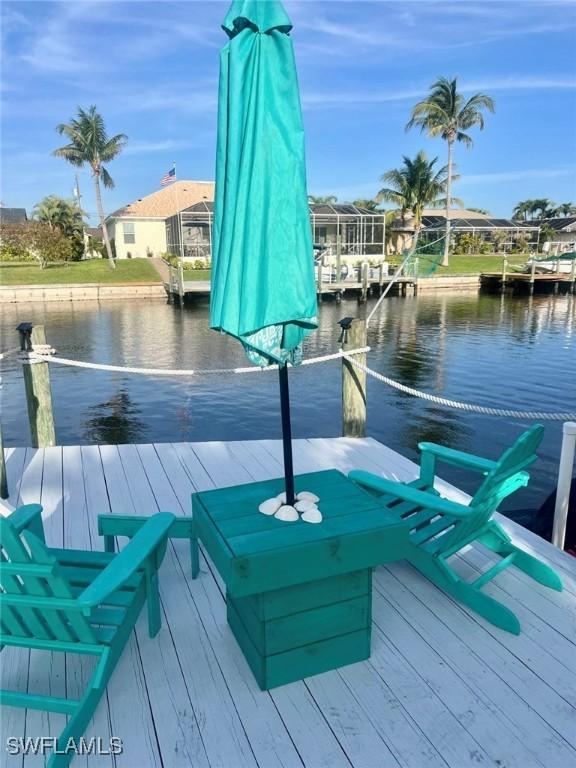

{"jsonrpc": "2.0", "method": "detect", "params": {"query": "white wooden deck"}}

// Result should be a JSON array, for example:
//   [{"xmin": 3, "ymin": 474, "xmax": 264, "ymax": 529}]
[{"xmin": 1, "ymin": 437, "xmax": 575, "ymax": 768}]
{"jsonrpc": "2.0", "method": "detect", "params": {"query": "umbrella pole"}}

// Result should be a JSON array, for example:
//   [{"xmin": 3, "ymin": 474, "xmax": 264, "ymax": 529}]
[{"xmin": 278, "ymin": 364, "xmax": 296, "ymax": 506}]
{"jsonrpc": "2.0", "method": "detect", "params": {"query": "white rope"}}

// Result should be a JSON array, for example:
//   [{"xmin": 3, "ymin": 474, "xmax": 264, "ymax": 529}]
[
  {"xmin": 343, "ymin": 354, "xmax": 576, "ymax": 421},
  {"xmin": 23, "ymin": 347, "xmax": 371, "ymax": 376},
  {"xmin": 0, "ymin": 347, "xmax": 21, "ymax": 361}
]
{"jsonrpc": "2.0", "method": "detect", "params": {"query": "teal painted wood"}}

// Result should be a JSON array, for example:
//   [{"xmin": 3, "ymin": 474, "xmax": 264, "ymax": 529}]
[
  {"xmin": 227, "ymin": 598, "xmax": 371, "ymax": 690},
  {"xmin": 241, "ymin": 569, "xmax": 371, "ymax": 621},
  {"xmin": 193, "ymin": 469, "xmax": 409, "ymax": 599},
  {"xmin": 97, "ymin": 514, "xmax": 200, "ymax": 578},
  {"xmin": 191, "ymin": 470, "xmax": 407, "ymax": 688},
  {"xmin": 0, "ymin": 505, "xmax": 174, "ymax": 768},
  {"xmin": 230, "ymin": 593, "xmax": 370, "ymax": 655},
  {"xmin": 349, "ymin": 424, "xmax": 563, "ymax": 635}
]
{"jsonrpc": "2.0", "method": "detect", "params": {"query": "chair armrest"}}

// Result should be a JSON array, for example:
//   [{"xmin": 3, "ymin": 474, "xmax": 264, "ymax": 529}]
[
  {"xmin": 8, "ymin": 504, "xmax": 45, "ymax": 542},
  {"xmin": 418, "ymin": 443, "xmax": 497, "ymax": 474},
  {"xmin": 349, "ymin": 471, "xmax": 476, "ymax": 519},
  {"xmin": 78, "ymin": 512, "xmax": 175, "ymax": 608}
]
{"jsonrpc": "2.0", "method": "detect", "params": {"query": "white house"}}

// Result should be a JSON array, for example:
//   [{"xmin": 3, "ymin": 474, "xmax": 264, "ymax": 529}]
[{"xmin": 105, "ymin": 181, "xmax": 215, "ymax": 259}]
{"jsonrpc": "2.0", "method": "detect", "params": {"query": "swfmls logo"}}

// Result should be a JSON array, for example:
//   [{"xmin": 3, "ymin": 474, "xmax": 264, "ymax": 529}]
[{"xmin": 6, "ymin": 736, "xmax": 123, "ymax": 756}]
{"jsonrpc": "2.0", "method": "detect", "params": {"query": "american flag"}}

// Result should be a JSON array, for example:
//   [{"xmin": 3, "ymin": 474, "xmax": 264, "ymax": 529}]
[{"xmin": 160, "ymin": 166, "xmax": 176, "ymax": 186}]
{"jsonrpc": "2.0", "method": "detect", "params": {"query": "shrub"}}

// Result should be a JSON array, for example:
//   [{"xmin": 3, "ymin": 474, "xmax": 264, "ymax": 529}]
[{"xmin": 0, "ymin": 222, "xmax": 75, "ymax": 268}]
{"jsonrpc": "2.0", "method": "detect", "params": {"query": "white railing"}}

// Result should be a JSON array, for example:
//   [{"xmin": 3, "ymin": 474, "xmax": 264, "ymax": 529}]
[{"xmin": 552, "ymin": 422, "xmax": 576, "ymax": 549}]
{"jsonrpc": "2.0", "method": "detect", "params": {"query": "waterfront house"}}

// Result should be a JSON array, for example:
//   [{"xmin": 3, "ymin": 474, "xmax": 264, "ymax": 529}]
[
  {"xmin": 166, "ymin": 201, "xmax": 386, "ymax": 261},
  {"xmin": 535, "ymin": 216, "xmax": 576, "ymax": 254},
  {"xmin": 388, "ymin": 208, "xmax": 540, "ymax": 254},
  {"xmin": 105, "ymin": 180, "xmax": 215, "ymax": 259}
]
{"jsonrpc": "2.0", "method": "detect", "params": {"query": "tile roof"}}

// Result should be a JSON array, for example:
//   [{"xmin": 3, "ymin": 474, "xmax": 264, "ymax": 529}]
[
  {"xmin": 0, "ymin": 207, "xmax": 28, "ymax": 224},
  {"xmin": 108, "ymin": 181, "xmax": 215, "ymax": 220}
]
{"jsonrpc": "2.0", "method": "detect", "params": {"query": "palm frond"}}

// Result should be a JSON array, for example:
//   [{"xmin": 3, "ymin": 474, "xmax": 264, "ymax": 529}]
[{"xmin": 100, "ymin": 166, "xmax": 115, "ymax": 189}]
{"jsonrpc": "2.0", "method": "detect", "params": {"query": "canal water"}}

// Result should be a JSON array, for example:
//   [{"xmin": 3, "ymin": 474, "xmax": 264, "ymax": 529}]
[{"xmin": 1, "ymin": 292, "xmax": 574, "ymax": 519}]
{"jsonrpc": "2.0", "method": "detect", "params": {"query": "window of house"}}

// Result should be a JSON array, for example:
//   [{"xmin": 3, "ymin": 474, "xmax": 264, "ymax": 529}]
[{"xmin": 123, "ymin": 223, "xmax": 135, "ymax": 244}]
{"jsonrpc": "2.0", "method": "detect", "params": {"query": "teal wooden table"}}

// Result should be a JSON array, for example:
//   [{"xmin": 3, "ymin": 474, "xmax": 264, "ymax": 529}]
[{"xmin": 192, "ymin": 469, "xmax": 409, "ymax": 690}]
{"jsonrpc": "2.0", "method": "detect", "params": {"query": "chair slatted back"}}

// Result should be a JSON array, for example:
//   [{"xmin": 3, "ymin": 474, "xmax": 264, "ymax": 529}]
[
  {"xmin": 437, "ymin": 424, "xmax": 544, "ymax": 553},
  {"xmin": 0, "ymin": 517, "xmax": 96, "ymax": 645}
]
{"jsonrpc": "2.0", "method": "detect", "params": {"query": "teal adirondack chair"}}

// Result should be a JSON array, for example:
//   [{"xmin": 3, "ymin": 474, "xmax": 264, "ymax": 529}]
[
  {"xmin": 349, "ymin": 424, "xmax": 562, "ymax": 634},
  {"xmin": 0, "ymin": 504, "xmax": 174, "ymax": 768}
]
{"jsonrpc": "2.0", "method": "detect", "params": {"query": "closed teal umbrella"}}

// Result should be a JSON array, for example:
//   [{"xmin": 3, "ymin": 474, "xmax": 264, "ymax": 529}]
[{"xmin": 210, "ymin": 0, "xmax": 318, "ymax": 505}]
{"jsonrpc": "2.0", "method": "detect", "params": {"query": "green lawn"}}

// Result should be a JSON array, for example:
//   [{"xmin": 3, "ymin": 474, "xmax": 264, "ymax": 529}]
[
  {"xmin": 184, "ymin": 269, "xmax": 211, "ymax": 281},
  {"xmin": 388, "ymin": 253, "xmax": 528, "ymax": 275},
  {"xmin": 0, "ymin": 259, "xmax": 162, "ymax": 286}
]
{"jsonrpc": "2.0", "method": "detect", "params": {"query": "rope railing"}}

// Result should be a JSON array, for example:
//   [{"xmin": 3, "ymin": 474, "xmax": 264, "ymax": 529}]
[
  {"xmin": 343, "ymin": 353, "xmax": 576, "ymax": 421},
  {"xmin": 18, "ymin": 346, "xmax": 372, "ymax": 375},
  {"xmin": 4, "ymin": 337, "xmax": 573, "ymax": 421},
  {"xmin": 0, "ymin": 347, "xmax": 21, "ymax": 362}
]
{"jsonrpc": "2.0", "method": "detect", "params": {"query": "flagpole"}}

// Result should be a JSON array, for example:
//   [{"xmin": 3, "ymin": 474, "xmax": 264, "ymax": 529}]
[{"xmin": 171, "ymin": 161, "xmax": 184, "ymax": 262}]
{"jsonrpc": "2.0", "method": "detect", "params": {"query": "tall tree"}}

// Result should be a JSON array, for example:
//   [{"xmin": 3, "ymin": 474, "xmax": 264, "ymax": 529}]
[
  {"xmin": 53, "ymin": 106, "xmax": 127, "ymax": 269},
  {"xmin": 406, "ymin": 77, "xmax": 495, "ymax": 266},
  {"xmin": 531, "ymin": 198, "xmax": 553, "ymax": 219},
  {"xmin": 558, "ymin": 202, "xmax": 576, "ymax": 216},
  {"xmin": 377, "ymin": 150, "xmax": 452, "ymax": 252},
  {"xmin": 33, "ymin": 195, "xmax": 85, "ymax": 259},
  {"xmin": 352, "ymin": 198, "xmax": 380, "ymax": 211},
  {"xmin": 512, "ymin": 200, "xmax": 531, "ymax": 221},
  {"xmin": 308, "ymin": 195, "xmax": 338, "ymax": 205}
]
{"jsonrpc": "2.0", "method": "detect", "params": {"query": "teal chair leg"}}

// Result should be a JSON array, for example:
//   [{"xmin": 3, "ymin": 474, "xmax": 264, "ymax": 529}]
[
  {"xmin": 408, "ymin": 548, "xmax": 522, "ymax": 635},
  {"xmin": 479, "ymin": 523, "xmax": 563, "ymax": 591}
]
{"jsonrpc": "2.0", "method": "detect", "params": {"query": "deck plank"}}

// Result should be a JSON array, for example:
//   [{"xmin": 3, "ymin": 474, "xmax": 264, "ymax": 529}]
[
  {"xmin": 61, "ymin": 446, "xmax": 114, "ymax": 768},
  {"xmin": 3, "ymin": 438, "xmax": 575, "ymax": 768}
]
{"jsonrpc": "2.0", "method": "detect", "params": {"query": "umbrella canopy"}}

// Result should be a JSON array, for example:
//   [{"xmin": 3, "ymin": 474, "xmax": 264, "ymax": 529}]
[{"xmin": 210, "ymin": 0, "xmax": 318, "ymax": 367}]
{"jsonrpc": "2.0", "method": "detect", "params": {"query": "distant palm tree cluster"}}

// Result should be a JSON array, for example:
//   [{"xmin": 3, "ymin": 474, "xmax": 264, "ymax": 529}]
[
  {"xmin": 512, "ymin": 199, "xmax": 576, "ymax": 221},
  {"xmin": 309, "ymin": 77, "xmax": 495, "ymax": 266}
]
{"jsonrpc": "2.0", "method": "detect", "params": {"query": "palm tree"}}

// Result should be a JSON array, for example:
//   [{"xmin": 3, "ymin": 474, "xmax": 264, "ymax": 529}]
[
  {"xmin": 512, "ymin": 200, "xmax": 531, "ymax": 222},
  {"xmin": 308, "ymin": 195, "xmax": 338, "ymax": 205},
  {"xmin": 468, "ymin": 207, "xmax": 490, "ymax": 215},
  {"xmin": 558, "ymin": 202, "xmax": 575, "ymax": 217},
  {"xmin": 33, "ymin": 195, "xmax": 83, "ymax": 237},
  {"xmin": 377, "ymin": 150, "xmax": 451, "ymax": 252},
  {"xmin": 531, "ymin": 198, "xmax": 552, "ymax": 220},
  {"xmin": 406, "ymin": 77, "xmax": 495, "ymax": 266},
  {"xmin": 53, "ymin": 106, "xmax": 127, "ymax": 268},
  {"xmin": 352, "ymin": 198, "xmax": 380, "ymax": 211}
]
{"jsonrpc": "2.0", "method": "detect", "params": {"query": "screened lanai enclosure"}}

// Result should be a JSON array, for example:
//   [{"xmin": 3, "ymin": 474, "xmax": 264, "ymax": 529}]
[
  {"xmin": 165, "ymin": 202, "xmax": 386, "ymax": 262},
  {"xmin": 392, "ymin": 215, "xmax": 541, "ymax": 256}
]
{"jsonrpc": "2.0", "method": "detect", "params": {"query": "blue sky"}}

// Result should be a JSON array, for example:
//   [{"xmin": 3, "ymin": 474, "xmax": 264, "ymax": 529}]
[{"xmin": 1, "ymin": 0, "xmax": 576, "ymax": 222}]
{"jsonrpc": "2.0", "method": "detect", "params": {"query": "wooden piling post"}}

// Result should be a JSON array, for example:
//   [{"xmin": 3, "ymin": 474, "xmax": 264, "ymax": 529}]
[
  {"xmin": 316, "ymin": 258, "xmax": 323, "ymax": 297},
  {"xmin": 342, "ymin": 319, "xmax": 367, "ymax": 438},
  {"xmin": 529, "ymin": 258, "xmax": 536, "ymax": 295},
  {"xmin": 18, "ymin": 324, "xmax": 56, "ymax": 448},
  {"xmin": 570, "ymin": 257, "xmax": 576, "ymax": 295},
  {"xmin": 178, "ymin": 261, "xmax": 185, "ymax": 305},
  {"xmin": 0, "ymin": 422, "xmax": 8, "ymax": 499},
  {"xmin": 358, "ymin": 262, "xmax": 368, "ymax": 303}
]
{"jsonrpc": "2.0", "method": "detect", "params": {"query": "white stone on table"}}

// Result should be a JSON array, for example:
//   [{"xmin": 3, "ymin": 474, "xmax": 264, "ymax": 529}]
[
  {"xmin": 294, "ymin": 499, "xmax": 315, "ymax": 513},
  {"xmin": 259, "ymin": 497, "xmax": 282, "ymax": 516},
  {"xmin": 275, "ymin": 504, "xmax": 300, "ymax": 522},
  {"xmin": 297, "ymin": 491, "xmax": 320, "ymax": 503},
  {"xmin": 276, "ymin": 492, "xmax": 287, "ymax": 503},
  {"xmin": 301, "ymin": 508, "xmax": 323, "ymax": 524}
]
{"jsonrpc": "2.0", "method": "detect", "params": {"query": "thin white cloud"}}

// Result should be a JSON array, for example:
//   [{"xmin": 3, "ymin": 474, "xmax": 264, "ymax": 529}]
[
  {"xmin": 303, "ymin": 76, "xmax": 576, "ymax": 109},
  {"xmin": 459, "ymin": 168, "xmax": 576, "ymax": 185}
]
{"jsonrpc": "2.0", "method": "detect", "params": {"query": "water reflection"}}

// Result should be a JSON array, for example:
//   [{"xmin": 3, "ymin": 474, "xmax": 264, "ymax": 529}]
[{"xmin": 84, "ymin": 389, "xmax": 146, "ymax": 444}]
